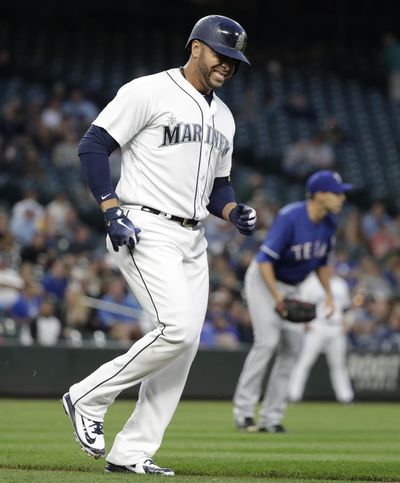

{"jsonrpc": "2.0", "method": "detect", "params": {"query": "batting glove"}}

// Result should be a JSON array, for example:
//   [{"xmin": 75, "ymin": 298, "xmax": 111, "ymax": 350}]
[
  {"xmin": 229, "ymin": 203, "xmax": 257, "ymax": 236},
  {"xmin": 104, "ymin": 207, "xmax": 141, "ymax": 252}
]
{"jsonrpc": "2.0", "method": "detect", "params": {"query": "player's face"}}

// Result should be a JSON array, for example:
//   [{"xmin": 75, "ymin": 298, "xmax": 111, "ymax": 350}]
[
  {"xmin": 196, "ymin": 43, "xmax": 236, "ymax": 92},
  {"xmin": 322, "ymin": 192, "xmax": 346, "ymax": 214}
]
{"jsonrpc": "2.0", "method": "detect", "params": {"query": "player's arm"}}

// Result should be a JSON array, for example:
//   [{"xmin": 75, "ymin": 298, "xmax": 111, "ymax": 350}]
[
  {"xmin": 258, "ymin": 261, "xmax": 284, "ymax": 303},
  {"xmin": 255, "ymin": 212, "xmax": 292, "ymax": 303},
  {"xmin": 78, "ymin": 125, "xmax": 119, "ymax": 210},
  {"xmin": 207, "ymin": 177, "xmax": 256, "ymax": 235},
  {"xmin": 78, "ymin": 125, "xmax": 140, "ymax": 252}
]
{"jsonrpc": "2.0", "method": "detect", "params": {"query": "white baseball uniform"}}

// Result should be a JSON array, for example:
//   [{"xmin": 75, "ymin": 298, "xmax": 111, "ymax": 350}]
[
  {"xmin": 69, "ymin": 68, "xmax": 236, "ymax": 465},
  {"xmin": 288, "ymin": 273, "xmax": 354, "ymax": 403}
]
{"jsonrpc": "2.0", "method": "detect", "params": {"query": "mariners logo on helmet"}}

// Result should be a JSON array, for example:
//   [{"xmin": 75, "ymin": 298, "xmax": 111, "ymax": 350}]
[
  {"xmin": 235, "ymin": 32, "xmax": 247, "ymax": 52},
  {"xmin": 186, "ymin": 15, "xmax": 250, "ymax": 67}
]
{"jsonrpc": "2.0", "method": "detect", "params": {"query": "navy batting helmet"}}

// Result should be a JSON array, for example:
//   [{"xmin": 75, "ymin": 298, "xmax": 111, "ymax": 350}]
[{"xmin": 186, "ymin": 15, "xmax": 250, "ymax": 66}]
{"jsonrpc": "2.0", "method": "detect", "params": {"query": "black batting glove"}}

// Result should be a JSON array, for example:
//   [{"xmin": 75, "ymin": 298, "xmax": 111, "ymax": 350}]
[
  {"xmin": 104, "ymin": 207, "xmax": 141, "ymax": 252},
  {"xmin": 229, "ymin": 203, "xmax": 257, "ymax": 236}
]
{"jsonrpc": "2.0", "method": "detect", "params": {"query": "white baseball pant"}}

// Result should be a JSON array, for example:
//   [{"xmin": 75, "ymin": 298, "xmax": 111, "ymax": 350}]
[
  {"xmin": 69, "ymin": 208, "xmax": 209, "ymax": 465},
  {"xmin": 288, "ymin": 323, "xmax": 354, "ymax": 403}
]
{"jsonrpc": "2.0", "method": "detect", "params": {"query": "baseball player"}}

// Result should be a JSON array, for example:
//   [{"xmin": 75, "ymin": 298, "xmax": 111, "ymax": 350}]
[
  {"xmin": 233, "ymin": 170, "xmax": 352, "ymax": 432},
  {"xmin": 288, "ymin": 271, "xmax": 354, "ymax": 403},
  {"xmin": 61, "ymin": 15, "xmax": 256, "ymax": 476}
]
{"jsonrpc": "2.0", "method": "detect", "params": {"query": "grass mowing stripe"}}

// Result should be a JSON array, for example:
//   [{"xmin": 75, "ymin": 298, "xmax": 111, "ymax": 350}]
[{"xmin": 0, "ymin": 400, "xmax": 399, "ymax": 481}]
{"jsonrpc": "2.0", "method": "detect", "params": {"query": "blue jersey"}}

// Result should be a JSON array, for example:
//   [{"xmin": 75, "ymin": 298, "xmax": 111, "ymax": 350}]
[{"xmin": 255, "ymin": 201, "xmax": 336, "ymax": 285}]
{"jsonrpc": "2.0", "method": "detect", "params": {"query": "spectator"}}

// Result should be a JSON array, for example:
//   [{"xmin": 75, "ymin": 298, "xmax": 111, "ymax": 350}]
[
  {"xmin": 0, "ymin": 257, "xmax": 23, "ymax": 316},
  {"xmin": 10, "ymin": 190, "xmax": 45, "ymax": 246},
  {"xmin": 282, "ymin": 135, "xmax": 335, "ymax": 181},
  {"xmin": 97, "ymin": 277, "xmax": 142, "ymax": 342},
  {"xmin": 370, "ymin": 222, "xmax": 399, "ymax": 260},
  {"xmin": 68, "ymin": 224, "xmax": 97, "ymax": 255},
  {"xmin": 52, "ymin": 129, "xmax": 80, "ymax": 168},
  {"xmin": 0, "ymin": 207, "xmax": 19, "ymax": 266},
  {"xmin": 361, "ymin": 201, "xmax": 393, "ymax": 240},
  {"xmin": 62, "ymin": 87, "xmax": 99, "ymax": 128},
  {"xmin": 45, "ymin": 192, "xmax": 73, "ymax": 237},
  {"xmin": 33, "ymin": 296, "xmax": 63, "ymax": 346},
  {"xmin": 20, "ymin": 232, "xmax": 51, "ymax": 265},
  {"xmin": 337, "ymin": 207, "xmax": 369, "ymax": 262},
  {"xmin": 41, "ymin": 259, "xmax": 69, "ymax": 301},
  {"xmin": 347, "ymin": 292, "xmax": 391, "ymax": 350},
  {"xmin": 10, "ymin": 280, "xmax": 42, "ymax": 345},
  {"xmin": 201, "ymin": 310, "xmax": 241, "ymax": 349},
  {"xmin": 41, "ymin": 97, "xmax": 63, "ymax": 132},
  {"xmin": 385, "ymin": 256, "xmax": 400, "ymax": 292}
]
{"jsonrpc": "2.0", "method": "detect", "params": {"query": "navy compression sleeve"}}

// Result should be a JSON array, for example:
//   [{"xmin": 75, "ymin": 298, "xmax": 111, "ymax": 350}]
[
  {"xmin": 207, "ymin": 177, "xmax": 236, "ymax": 219},
  {"xmin": 78, "ymin": 125, "xmax": 120, "ymax": 205}
]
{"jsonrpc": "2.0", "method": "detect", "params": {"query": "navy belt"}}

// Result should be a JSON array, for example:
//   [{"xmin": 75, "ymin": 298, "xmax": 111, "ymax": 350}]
[{"xmin": 140, "ymin": 206, "xmax": 199, "ymax": 228}]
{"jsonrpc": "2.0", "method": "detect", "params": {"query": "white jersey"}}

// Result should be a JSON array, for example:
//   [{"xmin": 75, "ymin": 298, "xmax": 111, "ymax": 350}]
[
  {"xmin": 300, "ymin": 273, "xmax": 351, "ymax": 326},
  {"xmin": 93, "ymin": 68, "xmax": 235, "ymax": 221}
]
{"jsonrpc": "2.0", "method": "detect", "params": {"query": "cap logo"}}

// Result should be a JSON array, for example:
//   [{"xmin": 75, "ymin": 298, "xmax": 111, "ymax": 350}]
[
  {"xmin": 332, "ymin": 172, "xmax": 343, "ymax": 183},
  {"xmin": 235, "ymin": 32, "xmax": 246, "ymax": 51}
]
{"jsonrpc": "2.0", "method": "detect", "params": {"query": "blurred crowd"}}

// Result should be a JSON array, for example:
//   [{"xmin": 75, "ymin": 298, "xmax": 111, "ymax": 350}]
[{"xmin": 0, "ymin": 78, "xmax": 400, "ymax": 352}]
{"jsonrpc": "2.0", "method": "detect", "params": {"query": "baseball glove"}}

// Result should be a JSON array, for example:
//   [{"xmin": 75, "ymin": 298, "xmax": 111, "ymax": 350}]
[{"xmin": 275, "ymin": 298, "xmax": 316, "ymax": 323}]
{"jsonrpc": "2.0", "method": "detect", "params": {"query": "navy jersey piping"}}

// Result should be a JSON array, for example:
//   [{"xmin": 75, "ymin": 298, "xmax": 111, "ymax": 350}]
[
  {"xmin": 166, "ymin": 71, "xmax": 204, "ymax": 220},
  {"xmin": 72, "ymin": 241, "xmax": 165, "ymax": 407},
  {"xmin": 200, "ymin": 115, "xmax": 215, "ymax": 208}
]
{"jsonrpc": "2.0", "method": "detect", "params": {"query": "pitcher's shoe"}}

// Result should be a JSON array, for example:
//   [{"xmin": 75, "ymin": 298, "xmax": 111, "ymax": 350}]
[
  {"xmin": 62, "ymin": 392, "xmax": 106, "ymax": 459},
  {"xmin": 105, "ymin": 459, "xmax": 175, "ymax": 476},
  {"xmin": 268, "ymin": 424, "xmax": 287, "ymax": 433},
  {"xmin": 235, "ymin": 416, "xmax": 258, "ymax": 432}
]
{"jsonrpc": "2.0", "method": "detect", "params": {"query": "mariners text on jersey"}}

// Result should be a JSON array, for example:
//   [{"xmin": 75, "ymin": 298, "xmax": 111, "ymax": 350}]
[{"xmin": 160, "ymin": 121, "xmax": 230, "ymax": 156}]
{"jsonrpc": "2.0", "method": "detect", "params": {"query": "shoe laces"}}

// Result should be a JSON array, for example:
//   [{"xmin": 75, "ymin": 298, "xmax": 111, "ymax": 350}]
[{"xmin": 89, "ymin": 421, "xmax": 104, "ymax": 435}]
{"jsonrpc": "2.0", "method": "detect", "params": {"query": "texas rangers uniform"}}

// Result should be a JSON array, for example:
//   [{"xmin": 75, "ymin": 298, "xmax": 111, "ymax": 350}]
[
  {"xmin": 233, "ymin": 200, "xmax": 337, "ymax": 430},
  {"xmin": 69, "ymin": 69, "xmax": 236, "ymax": 465},
  {"xmin": 288, "ymin": 273, "xmax": 354, "ymax": 403}
]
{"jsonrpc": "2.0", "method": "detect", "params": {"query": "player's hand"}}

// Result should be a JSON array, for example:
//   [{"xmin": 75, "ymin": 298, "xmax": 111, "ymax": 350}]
[
  {"xmin": 229, "ymin": 203, "xmax": 257, "ymax": 236},
  {"xmin": 324, "ymin": 294, "xmax": 335, "ymax": 318},
  {"xmin": 104, "ymin": 207, "xmax": 141, "ymax": 252}
]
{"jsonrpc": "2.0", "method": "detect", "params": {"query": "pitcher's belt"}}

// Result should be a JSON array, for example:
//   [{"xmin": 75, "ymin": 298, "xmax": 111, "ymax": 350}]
[{"xmin": 140, "ymin": 206, "xmax": 199, "ymax": 228}]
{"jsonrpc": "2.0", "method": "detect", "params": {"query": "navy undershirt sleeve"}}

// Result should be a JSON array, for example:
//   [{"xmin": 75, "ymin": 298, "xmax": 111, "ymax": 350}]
[
  {"xmin": 78, "ymin": 125, "xmax": 120, "ymax": 205},
  {"xmin": 207, "ymin": 177, "xmax": 236, "ymax": 219}
]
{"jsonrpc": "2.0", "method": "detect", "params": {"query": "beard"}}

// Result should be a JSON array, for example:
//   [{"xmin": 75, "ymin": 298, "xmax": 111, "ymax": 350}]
[
  {"xmin": 197, "ymin": 61, "xmax": 220, "ymax": 92},
  {"xmin": 197, "ymin": 52, "xmax": 232, "ymax": 92}
]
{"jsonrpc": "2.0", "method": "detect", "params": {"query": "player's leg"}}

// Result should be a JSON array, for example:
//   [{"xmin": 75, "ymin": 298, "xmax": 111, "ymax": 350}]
[
  {"xmin": 325, "ymin": 330, "xmax": 354, "ymax": 403},
  {"xmin": 68, "ymin": 215, "xmax": 207, "ymax": 421},
  {"xmin": 288, "ymin": 325, "xmax": 324, "ymax": 402},
  {"xmin": 233, "ymin": 260, "xmax": 280, "ymax": 428},
  {"xmin": 106, "ymin": 246, "xmax": 209, "ymax": 466},
  {"xmin": 259, "ymin": 321, "xmax": 304, "ymax": 430}
]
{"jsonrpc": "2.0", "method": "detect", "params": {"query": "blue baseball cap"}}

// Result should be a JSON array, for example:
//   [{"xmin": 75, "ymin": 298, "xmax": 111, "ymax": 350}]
[{"xmin": 306, "ymin": 170, "xmax": 353, "ymax": 194}]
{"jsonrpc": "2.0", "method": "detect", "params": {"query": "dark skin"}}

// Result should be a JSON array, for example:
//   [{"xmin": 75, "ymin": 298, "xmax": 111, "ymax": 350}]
[{"xmin": 182, "ymin": 40, "xmax": 237, "ymax": 94}]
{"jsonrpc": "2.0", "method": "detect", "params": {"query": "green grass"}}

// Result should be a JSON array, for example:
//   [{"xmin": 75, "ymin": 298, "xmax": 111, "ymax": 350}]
[{"xmin": 0, "ymin": 400, "xmax": 399, "ymax": 482}]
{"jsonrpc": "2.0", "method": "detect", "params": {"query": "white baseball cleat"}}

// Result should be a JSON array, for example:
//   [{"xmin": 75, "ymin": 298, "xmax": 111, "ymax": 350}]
[
  {"xmin": 105, "ymin": 458, "xmax": 175, "ymax": 476},
  {"xmin": 62, "ymin": 392, "xmax": 106, "ymax": 459}
]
